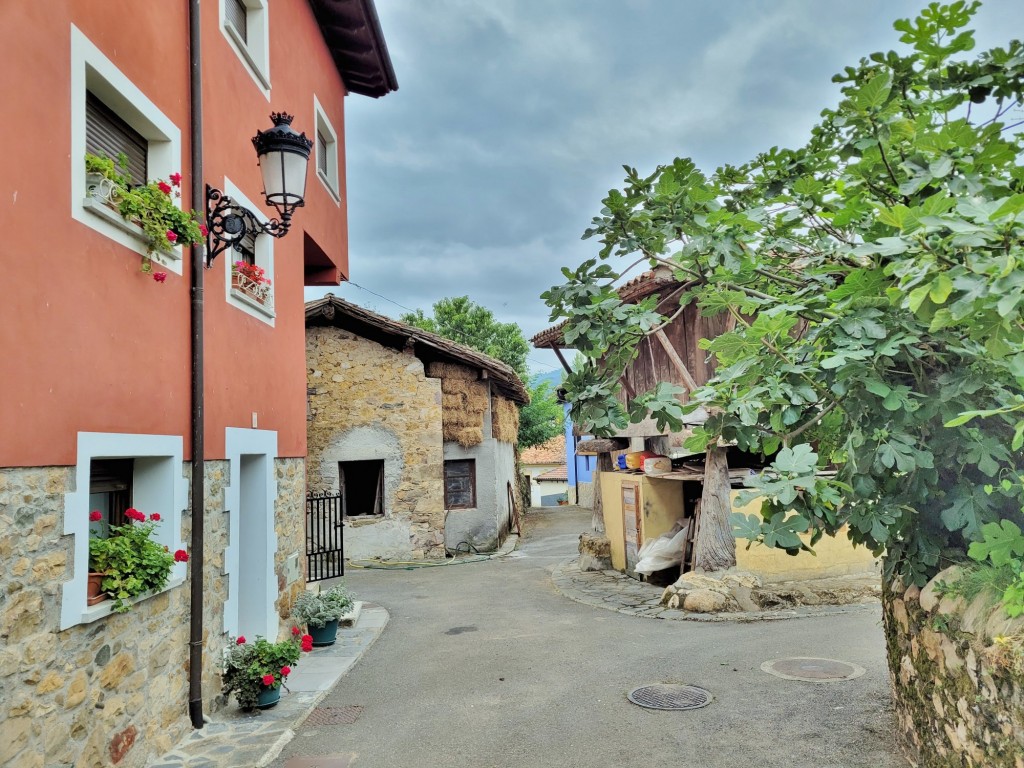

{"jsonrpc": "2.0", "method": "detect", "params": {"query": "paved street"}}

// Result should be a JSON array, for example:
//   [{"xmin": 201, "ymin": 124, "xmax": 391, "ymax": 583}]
[{"xmin": 273, "ymin": 507, "xmax": 901, "ymax": 768}]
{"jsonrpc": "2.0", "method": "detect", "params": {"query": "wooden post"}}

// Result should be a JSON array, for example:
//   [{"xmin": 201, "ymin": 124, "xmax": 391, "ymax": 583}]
[
  {"xmin": 692, "ymin": 445, "xmax": 736, "ymax": 572},
  {"xmin": 591, "ymin": 452, "xmax": 613, "ymax": 533}
]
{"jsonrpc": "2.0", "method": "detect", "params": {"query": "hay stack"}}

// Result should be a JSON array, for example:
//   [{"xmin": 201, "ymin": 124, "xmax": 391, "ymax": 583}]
[
  {"xmin": 429, "ymin": 362, "xmax": 489, "ymax": 447},
  {"xmin": 491, "ymin": 396, "xmax": 520, "ymax": 444}
]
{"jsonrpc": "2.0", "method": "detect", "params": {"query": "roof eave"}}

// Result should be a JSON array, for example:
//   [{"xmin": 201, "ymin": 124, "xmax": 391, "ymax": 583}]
[{"xmin": 309, "ymin": 0, "xmax": 399, "ymax": 98}]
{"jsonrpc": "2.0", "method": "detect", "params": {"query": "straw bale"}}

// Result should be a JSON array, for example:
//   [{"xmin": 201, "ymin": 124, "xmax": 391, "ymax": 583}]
[
  {"xmin": 492, "ymin": 396, "xmax": 520, "ymax": 444},
  {"xmin": 449, "ymin": 426, "xmax": 484, "ymax": 447},
  {"xmin": 428, "ymin": 361, "xmax": 478, "ymax": 380}
]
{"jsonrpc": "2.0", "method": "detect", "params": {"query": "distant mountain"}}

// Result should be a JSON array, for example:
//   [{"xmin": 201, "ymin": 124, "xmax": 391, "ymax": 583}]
[{"xmin": 530, "ymin": 370, "xmax": 563, "ymax": 389}]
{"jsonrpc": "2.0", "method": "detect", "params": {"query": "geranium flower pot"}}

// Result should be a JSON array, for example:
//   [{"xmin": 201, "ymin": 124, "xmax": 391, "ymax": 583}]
[
  {"xmin": 308, "ymin": 619, "xmax": 339, "ymax": 647},
  {"xmin": 256, "ymin": 684, "xmax": 281, "ymax": 709},
  {"xmin": 87, "ymin": 572, "xmax": 109, "ymax": 606}
]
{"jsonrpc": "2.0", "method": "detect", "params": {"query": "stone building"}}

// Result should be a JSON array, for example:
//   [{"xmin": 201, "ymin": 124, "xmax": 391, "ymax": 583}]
[
  {"xmin": 0, "ymin": 2, "xmax": 395, "ymax": 766},
  {"xmin": 305, "ymin": 295, "xmax": 529, "ymax": 560}
]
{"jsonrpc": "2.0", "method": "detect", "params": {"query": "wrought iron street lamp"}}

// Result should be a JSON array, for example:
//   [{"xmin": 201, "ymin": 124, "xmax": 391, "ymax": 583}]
[{"xmin": 205, "ymin": 112, "xmax": 313, "ymax": 266}]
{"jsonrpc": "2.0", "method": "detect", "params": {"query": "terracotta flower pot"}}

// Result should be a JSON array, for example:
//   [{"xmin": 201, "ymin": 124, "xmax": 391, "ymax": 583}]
[{"xmin": 87, "ymin": 572, "xmax": 109, "ymax": 606}]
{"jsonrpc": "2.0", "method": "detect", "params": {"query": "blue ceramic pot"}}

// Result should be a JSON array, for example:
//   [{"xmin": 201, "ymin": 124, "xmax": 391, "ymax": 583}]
[
  {"xmin": 256, "ymin": 684, "xmax": 281, "ymax": 709},
  {"xmin": 308, "ymin": 619, "xmax": 339, "ymax": 647}
]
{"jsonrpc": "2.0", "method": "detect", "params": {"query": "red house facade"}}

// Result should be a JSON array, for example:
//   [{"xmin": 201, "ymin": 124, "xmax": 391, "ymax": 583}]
[{"xmin": 0, "ymin": 1, "xmax": 395, "ymax": 765}]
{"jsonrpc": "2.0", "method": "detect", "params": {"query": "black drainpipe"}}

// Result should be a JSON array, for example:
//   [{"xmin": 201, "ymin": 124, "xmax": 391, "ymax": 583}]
[{"xmin": 187, "ymin": 0, "xmax": 206, "ymax": 731}]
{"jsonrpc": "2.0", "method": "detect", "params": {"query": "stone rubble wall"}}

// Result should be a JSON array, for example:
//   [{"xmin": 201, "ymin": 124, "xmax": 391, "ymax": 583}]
[
  {"xmin": 0, "ymin": 458, "xmax": 306, "ymax": 768},
  {"xmin": 884, "ymin": 567, "xmax": 1024, "ymax": 767},
  {"xmin": 306, "ymin": 327, "xmax": 446, "ymax": 558}
]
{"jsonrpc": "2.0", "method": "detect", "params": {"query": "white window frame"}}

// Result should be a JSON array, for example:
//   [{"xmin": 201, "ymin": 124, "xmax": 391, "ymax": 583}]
[
  {"xmin": 61, "ymin": 432, "xmax": 188, "ymax": 630},
  {"xmin": 313, "ymin": 95, "xmax": 341, "ymax": 205},
  {"xmin": 222, "ymin": 177, "xmax": 276, "ymax": 325},
  {"xmin": 220, "ymin": 0, "xmax": 271, "ymax": 97},
  {"xmin": 70, "ymin": 25, "xmax": 185, "ymax": 275}
]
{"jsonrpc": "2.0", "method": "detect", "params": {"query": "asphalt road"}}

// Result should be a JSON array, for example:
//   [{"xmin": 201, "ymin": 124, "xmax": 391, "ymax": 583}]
[{"xmin": 274, "ymin": 507, "xmax": 901, "ymax": 768}]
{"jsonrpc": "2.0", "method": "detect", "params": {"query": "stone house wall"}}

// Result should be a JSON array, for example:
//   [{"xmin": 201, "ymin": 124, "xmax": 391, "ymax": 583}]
[
  {"xmin": 306, "ymin": 326, "xmax": 446, "ymax": 559},
  {"xmin": 0, "ymin": 458, "xmax": 306, "ymax": 768},
  {"xmin": 884, "ymin": 567, "xmax": 1024, "ymax": 767}
]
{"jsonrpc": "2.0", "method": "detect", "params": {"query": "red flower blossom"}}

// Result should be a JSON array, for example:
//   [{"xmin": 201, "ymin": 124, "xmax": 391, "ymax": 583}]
[
  {"xmin": 152, "ymin": 272, "xmax": 167, "ymax": 283},
  {"xmin": 174, "ymin": 549, "xmax": 189, "ymax": 563},
  {"xmin": 149, "ymin": 513, "xmax": 161, "ymax": 521},
  {"xmin": 291, "ymin": 626, "xmax": 301, "ymax": 636},
  {"xmin": 236, "ymin": 636, "xmax": 246, "ymax": 645},
  {"xmin": 199, "ymin": 224, "xmax": 209, "ymax": 237},
  {"xmin": 169, "ymin": 172, "xmax": 182, "ymax": 187},
  {"xmin": 158, "ymin": 181, "xmax": 172, "ymax": 195},
  {"xmin": 125, "ymin": 508, "xmax": 145, "ymax": 522},
  {"xmin": 280, "ymin": 666, "xmax": 291, "ymax": 676},
  {"xmin": 89, "ymin": 510, "xmax": 102, "ymax": 522},
  {"xmin": 166, "ymin": 230, "xmax": 178, "ymax": 243},
  {"xmin": 261, "ymin": 674, "xmax": 275, "ymax": 686},
  {"xmin": 300, "ymin": 635, "xmax": 313, "ymax": 652}
]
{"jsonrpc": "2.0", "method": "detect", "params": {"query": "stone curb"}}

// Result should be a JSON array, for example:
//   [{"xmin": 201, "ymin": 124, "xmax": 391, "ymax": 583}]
[{"xmin": 551, "ymin": 558, "xmax": 881, "ymax": 623}]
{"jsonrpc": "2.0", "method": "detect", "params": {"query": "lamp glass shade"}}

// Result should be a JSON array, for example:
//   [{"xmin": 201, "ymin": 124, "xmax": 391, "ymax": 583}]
[{"xmin": 252, "ymin": 112, "xmax": 313, "ymax": 217}]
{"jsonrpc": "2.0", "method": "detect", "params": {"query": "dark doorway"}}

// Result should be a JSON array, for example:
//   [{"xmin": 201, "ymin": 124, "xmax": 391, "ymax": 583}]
[{"xmin": 339, "ymin": 460, "xmax": 385, "ymax": 517}]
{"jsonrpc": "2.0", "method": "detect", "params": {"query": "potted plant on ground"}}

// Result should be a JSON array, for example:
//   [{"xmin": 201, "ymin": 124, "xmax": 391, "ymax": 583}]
[
  {"xmin": 88, "ymin": 508, "xmax": 187, "ymax": 613},
  {"xmin": 291, "ymin": 583, "xmax": 354, "ymax": 647},
  {"xmin": 223, "ymin": 630, "xmax": 313, "ymax": 710}
]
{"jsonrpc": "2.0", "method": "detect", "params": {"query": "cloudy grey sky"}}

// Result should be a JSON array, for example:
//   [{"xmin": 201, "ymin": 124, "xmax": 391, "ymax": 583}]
[{"xmin": 306, "ymin": 0, "xmax": 1022, "ymax": 374}]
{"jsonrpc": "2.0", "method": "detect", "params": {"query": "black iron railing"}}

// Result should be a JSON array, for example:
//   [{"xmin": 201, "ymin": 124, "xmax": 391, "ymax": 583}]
[{"xmin": 306, "ymin": 490, "xmax": 344, "ymax": 582}]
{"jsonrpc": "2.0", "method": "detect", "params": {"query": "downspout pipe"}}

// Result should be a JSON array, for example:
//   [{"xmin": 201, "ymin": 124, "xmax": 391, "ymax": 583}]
[{"xmin": 188, "ymin": 0, "xmax": 206, "ymax": 731}]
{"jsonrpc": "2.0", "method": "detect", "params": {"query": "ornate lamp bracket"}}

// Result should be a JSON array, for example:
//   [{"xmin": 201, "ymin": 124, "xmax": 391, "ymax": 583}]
[{"xmin": 204, "ymin": 185, "xmax": 291, "ymax": 268}]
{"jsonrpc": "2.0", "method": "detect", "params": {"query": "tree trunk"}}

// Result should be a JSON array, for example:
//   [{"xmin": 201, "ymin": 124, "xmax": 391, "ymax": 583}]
[
  {"xmin": 692, "ymin": 445, "xmax": 736, "ymax": 572},
  {"xmin": 591, "ymin": 453, "xmax": 612, "ymax": 533}
]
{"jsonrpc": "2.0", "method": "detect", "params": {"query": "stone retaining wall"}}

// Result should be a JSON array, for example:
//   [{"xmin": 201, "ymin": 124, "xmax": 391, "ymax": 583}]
[{"xmin": 884, "ymin": 568, "xmax": 1024, "ymax": 767}]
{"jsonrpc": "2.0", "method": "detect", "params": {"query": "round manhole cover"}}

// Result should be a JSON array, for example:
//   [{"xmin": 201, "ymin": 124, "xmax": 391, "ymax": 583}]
[
  {"xmin": 762, "ymin": 657, "xmax": 865, "ymax": 682},
  {"xmin": 627, "ymin": 684, "xmax": 712, "ymax": 711}
]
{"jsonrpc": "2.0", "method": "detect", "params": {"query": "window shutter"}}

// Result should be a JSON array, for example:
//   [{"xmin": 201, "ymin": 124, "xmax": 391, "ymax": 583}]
[
  {"xmin": 227, "ymin": 0, "xmax": 248, "ymax": 43},
  {"xmin": 317, "ymin": 132, "xmax": 328, "ymax": 175},
  {"xmin": 86, "ymin": 93, "xmax": 148, "ymax": 184},
  {"xmin": 237, "ymin": 230, "xmax": 257, "ymax": 265}
]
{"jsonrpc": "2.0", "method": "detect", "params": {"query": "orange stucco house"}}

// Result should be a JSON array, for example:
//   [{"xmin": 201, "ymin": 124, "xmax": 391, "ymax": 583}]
[{"xmin": 0, "ymin": 1, "xmax": 395, "ymax": 765}]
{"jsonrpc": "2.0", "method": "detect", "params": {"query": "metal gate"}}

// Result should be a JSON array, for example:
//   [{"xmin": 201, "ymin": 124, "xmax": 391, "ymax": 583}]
[{"xmin": 306, "ymin": 490, "xmax": 344, "ymax": 582}]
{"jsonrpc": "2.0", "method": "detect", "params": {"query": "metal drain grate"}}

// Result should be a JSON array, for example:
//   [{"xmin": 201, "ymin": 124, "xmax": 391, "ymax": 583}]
[
  {"xmin": 627, "ymin": 684, "xmax": 712, "ymax": 711},
  {"xmin": 305, "ymin": 706, "xmax": 364, "ymax": 726},
  {"xmin": 762, "ymin": 657, "xmax": 866, "ymax": 683}
]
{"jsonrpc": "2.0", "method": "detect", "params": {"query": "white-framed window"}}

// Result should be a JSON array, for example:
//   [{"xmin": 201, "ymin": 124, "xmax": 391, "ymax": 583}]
[
  {"xmin": 222, "ymin": 178, "xmax": 276, "ymax": 325},
  {"xmin": 70, "ymin": 25, "xmax": 185, "ymax": 274},
  {"xmin": 61, "ymin": 432, "xmax": 188, "ymax": 630},
  {"xmin": 313, "ymin": 95, "xmax": 341, "ymax": 204},
  {"xmin": 220, "ymin": 0, "xmax": 271, "ymax": 96}
]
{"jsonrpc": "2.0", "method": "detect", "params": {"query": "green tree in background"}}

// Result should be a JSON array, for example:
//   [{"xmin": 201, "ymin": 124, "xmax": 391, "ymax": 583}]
[
  {"xmin": 543, "ymin": 2, "xmax": 1024, "ymax": 587},
  {"xmin": 402, "ymin": 296, "xmax": 562, "ymax": 448},
  {"xmin": 402, "ymin": 296, "xmax": 530, "ymax": 381}
]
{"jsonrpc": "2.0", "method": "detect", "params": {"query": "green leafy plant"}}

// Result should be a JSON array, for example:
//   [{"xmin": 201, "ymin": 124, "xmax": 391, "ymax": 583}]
[
  {"xmin": 542, "ymin": 2, "xmax": 1024, "ymax": 587},
  {"xmin": 88, "ymin": 508, "xmax": 186, "ymax": 613},
  {"xmin": 222, "ymin": 631, "xmax": 312, "ymax": 710},
  {"xmin": 85, "ymin": 152, "xmax": 206, "ymax": 264},
  {"xmin": 291, "ymin": 583, "xmax": 354, "ymax": 629},
  {"xmin": 965, "ymin": 520, "xmax": 1024, "ymax": 617}
]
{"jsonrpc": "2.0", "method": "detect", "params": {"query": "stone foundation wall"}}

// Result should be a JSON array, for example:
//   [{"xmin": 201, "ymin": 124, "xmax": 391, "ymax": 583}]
[
  {"xmin": 884, "ymin": 568, "xmax": 1024, "ymax": 767},
  {"xmin": 0, "ymin": 457, "xmax": 306, "ymax": 768},
  {"xmin": 306, "ymin": 327, "xmax": 446, "ymax": 558}
]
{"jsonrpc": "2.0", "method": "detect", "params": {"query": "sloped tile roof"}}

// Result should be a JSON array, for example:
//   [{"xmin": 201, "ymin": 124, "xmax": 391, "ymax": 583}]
[{"xmin": 521, "ymin": 435, "xmax": 565, "ymax": 465}]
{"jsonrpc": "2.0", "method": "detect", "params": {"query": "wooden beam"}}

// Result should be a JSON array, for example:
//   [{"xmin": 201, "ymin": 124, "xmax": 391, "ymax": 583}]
[
  {"xmin": 551, "ymin": 346, "xmax": 573, "ymax": 374},
  {"xmin": 618, "ymin": 375, "xmax": 635, "ymax": 400},
  {"xmin": 653, "ymin": 329, "xmax": 698, "ymax": 392},
  {"xmin": 575, "ymin": 438, "xmax": 630, "ymax": 455}
]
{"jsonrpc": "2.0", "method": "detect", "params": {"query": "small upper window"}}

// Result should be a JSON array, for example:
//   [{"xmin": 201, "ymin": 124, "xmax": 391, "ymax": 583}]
[
  {"xmin": 313, "ymin": 97, "xmax": 340, "ymax": 202},
  {"xmin": 86, "ymin": 93, "xmax": 148, "ymax": 184},
  {"xmin": 317, "ymin": 132, "xmax": 328, "ymax": 176},
  {"xmin": 221, "ymin": 0, "xmax": 270, "ymax": 93},
  {"xmin": 444, "ymin": 460, "xmax": 476, "ymax": 509}
]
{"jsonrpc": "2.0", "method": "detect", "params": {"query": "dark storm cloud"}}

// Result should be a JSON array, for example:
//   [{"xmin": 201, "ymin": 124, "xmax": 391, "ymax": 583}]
[{"xmin": 307, "ymin": 0, "xmax": 1022, "ymax": 372}]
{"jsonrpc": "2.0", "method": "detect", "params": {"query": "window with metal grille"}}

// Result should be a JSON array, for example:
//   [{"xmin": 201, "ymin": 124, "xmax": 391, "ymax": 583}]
[
  {"xmin": 86, "ymin": 93, "xmax": 147, "ymax": 184},
  {"xmin": 227, "ymin": 0, "xmax": 248, "ymax": 44},
  {"xmin": 317, "ymin": 131, "xmax": 328, "ymax": 175},
  {"xmin": 89, "ymin": 459, "xmax": 134, "ymax": 535},
  {"xmin": 444, "ymin": 460, "xmax": 476, "ymax": 509}
]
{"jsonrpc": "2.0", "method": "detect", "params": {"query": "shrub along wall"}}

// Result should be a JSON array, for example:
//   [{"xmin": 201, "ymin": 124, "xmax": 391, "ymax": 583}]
[{"xmin": 884, "ymin": 567, "xmax": 1024, "ymax": 767}]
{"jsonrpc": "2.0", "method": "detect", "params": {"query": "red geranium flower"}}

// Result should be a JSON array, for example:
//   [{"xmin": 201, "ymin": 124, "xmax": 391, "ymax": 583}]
[
  {"xmin": 199, "ymin": 224, "xmax": 209, "ymax": 237},
  {"xmin": 152, "ymin": 272, "xmax": 167, "ymax": 283},
  {"xmin": 125, "ymin": 508, "xmax": 145, "ymax": 522},
  {"xmin": 89, "ymin": 510, "xmax": 102, "ymax": 522},
  {"xmin": 158, "ymin": 181, "xmax": 172, "ymax": 195},
  {"xmin": 169, "ymin": 172, "xmax": 182, "ymax": 187},
  {"xmin": 166, "ymin": 230, "xmax": 178, "ymax": 243},
  {"xmin": 149, "ymin": 513, "xmax": 161, "ymax": 521},
  {"xmin": 236, "ymin": 636, "xmax": 246, "ymax": 645},
  {"xmin": 174, "ymin": 549, "xmax": 189, "ymax": 563},
  {"xmin": 301, "ymin": 635, "xmax": 313, "ymax": 652},
  {"xmin": 280, "ymin": 666, "xmax": 291, "ymax": 676},
  {"xmin": 262, "ymin": 674, "xmax": 275, "ymax": 686},
  {"xmin": 291, "ymin": 626, "xmax": 301, "ymax": 636}
]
